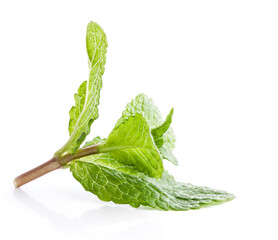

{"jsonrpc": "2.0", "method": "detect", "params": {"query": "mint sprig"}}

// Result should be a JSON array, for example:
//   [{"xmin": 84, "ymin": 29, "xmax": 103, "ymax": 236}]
[{"xmin": 13, "ymin": 22, "xmax": 234, "ymax": 211}]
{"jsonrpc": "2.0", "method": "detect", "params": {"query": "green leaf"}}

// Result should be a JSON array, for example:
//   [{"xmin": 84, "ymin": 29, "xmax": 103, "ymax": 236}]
[
  {"xmin": 83, "ymin": 136, "xmax": 106, "ymax": 147},
  {"xmin": 151, "ymin": 108, "xmax": 177, "ymax": 165},
  {"xmin": 118, "ymin": 94, "xmax": 178, "ymax": 165},
  {"xmin": 98, "ymin": 113, "xmax": 163, "ymax": 178},
  {"xmin": 68, "ymin": 81, "xmax": 87, "ymax": 135},
  {"xmin": 76, "ymin": 152, "xmax": 143, "ymax": 177},
  {"xmin": 70, "ymin": 160, "xmax": 235, "ymax": 210},
  {"xmin": 117, "ymin": 93, "xmax": 163, "ymax": 128},
  {"xmin": 158, "ymin": 147, "xmax": 178, "ymax": 165},
  {"xmin": 152, "ymin": 108, "xmax": 174, "ymax": 147},
  {"xmin": 55, "ymin": 22, "xmax": 108, "ymax": 156}
]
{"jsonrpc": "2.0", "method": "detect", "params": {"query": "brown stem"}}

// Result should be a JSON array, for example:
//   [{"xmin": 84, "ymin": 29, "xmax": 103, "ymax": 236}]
[
  {"xmin": 13, "ymin": 143, "xmax": 101, "ymax": 188},
  {"xmin": 14, "ymin": 157, "xmax": 61, "ymax": 188}
]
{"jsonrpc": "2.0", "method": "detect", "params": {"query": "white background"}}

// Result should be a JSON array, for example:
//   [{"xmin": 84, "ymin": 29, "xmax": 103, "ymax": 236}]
[{"xmin": 0, "ymin": 1, "xmax": 277, "ymax": 239}]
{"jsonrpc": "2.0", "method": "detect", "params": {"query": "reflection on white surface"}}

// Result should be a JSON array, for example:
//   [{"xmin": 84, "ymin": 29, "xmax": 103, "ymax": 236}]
[{"xmin": 13, "ymin": 188, "xmax": 164, "ymax": 240}]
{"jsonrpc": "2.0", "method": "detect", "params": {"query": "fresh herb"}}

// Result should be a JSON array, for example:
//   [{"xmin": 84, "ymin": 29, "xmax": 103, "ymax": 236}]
[{"xmin": 14, "ymin": 22, "xmax": 234, "ymax": 210}]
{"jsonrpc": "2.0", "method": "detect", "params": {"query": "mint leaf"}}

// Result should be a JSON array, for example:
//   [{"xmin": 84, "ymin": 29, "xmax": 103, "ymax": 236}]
[
  {"xmin": 83, "ymin": 136, "xmax": 106, "ymax": 147},
  {"xmin": 158, "ymin": 147, "xmax": 178, "ymax": 165},
  {"xmin": 118, "ymin": 94, "xmax": 177, "ymax": 165},
  {"xmin": 152, "ymin": 108, "xmax": 174, "ymax": 148},
  {"xmin": 55, "ymin": 22, "xmax": 108, "ymax": 156},
  {"xmin": 70, "ymin": 160, "xmax": 234, "ymax": 210},
  {"xmin": 75, "ymin": 152, "xmax": 143, "ymax": 177},
  {"xmin": 68, "ymin": 81, "xmax": 87, "ymax": 135},
  {"xmin": 151, "ymin": 108, "xmax": 178, "ymax": 165},
  {"xmin": 117, "ymin": 93, "xmax": 164, "ymax": 128},
  {"xmin": 98, "ymin": 114, "xmax": 163, "ymax": 178}
]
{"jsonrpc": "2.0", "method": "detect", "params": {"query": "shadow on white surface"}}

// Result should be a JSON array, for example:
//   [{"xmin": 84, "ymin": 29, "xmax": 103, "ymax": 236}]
[{"xmin": 13, "ymin": 188, "xmax": 163, "ymax": 239}]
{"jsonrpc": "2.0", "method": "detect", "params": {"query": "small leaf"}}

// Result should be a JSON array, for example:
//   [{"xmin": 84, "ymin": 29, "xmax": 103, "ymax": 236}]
[
  {"xmin": 83, "ymin": 136, "xmax": 106, "ymax": 147},
  {"xmin": 158, "ymin": 147, "xmax": 178, "ymax": 165},
  {"xmin": 152, "ymin": 108, "xmax": 174, "ymax": 147},
  {"xmin": 117, "ymin": 93, "xmax": 164, "ymax": 128},
  {"xmin": 98, "ymin": 113, "xmax": 163, "ymax": 178},
  {"xmin": 118, "ymin": 94, "xmax": 178, "ymax": 165}
]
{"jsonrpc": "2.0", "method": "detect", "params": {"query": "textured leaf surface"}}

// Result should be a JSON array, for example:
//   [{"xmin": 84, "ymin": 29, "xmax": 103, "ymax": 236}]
[
  {"xmin": 55, "ymin": 22, "xmax": 107, "ymax": 156},
  {"xmin": 70, "ymin": 159, "xmax": 234, "ymax": 211},
  {"xmin": 76, "ymin": 152, "xmax": 142, "ymax": 177},
  {"xmin": 98, "ymin": 114, "xmax": 163, "ymax": 178},
  {"xmin": 151, "ymin": 108, "xmax": 174, "ymax": 148},
  {"xmin": 84, "ymin": 136, "xmax": 106, "ymax": 147},
  {"xmin": 117, "ymin": 94, "xmax": 177, "ymax": 165},
  {"xmin": 117, "ymin": 93, "xmax": 163, "ymax": 128}
]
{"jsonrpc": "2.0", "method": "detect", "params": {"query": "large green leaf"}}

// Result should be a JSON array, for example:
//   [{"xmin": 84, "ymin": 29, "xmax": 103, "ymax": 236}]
[
  {"xmin": 117, "ymin": 94, "xmax": 177, "ymax": 165},
  {"xmin": 70, "ymin": 159, "xmax": 234, "ymax": 210},
  {"xmin": 55, "ymin": 22, "xmax": 108, "ymax": 157},
  {"xmin": 98, "ymin": 114, "xmax": 163, "ymax": 178}
]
